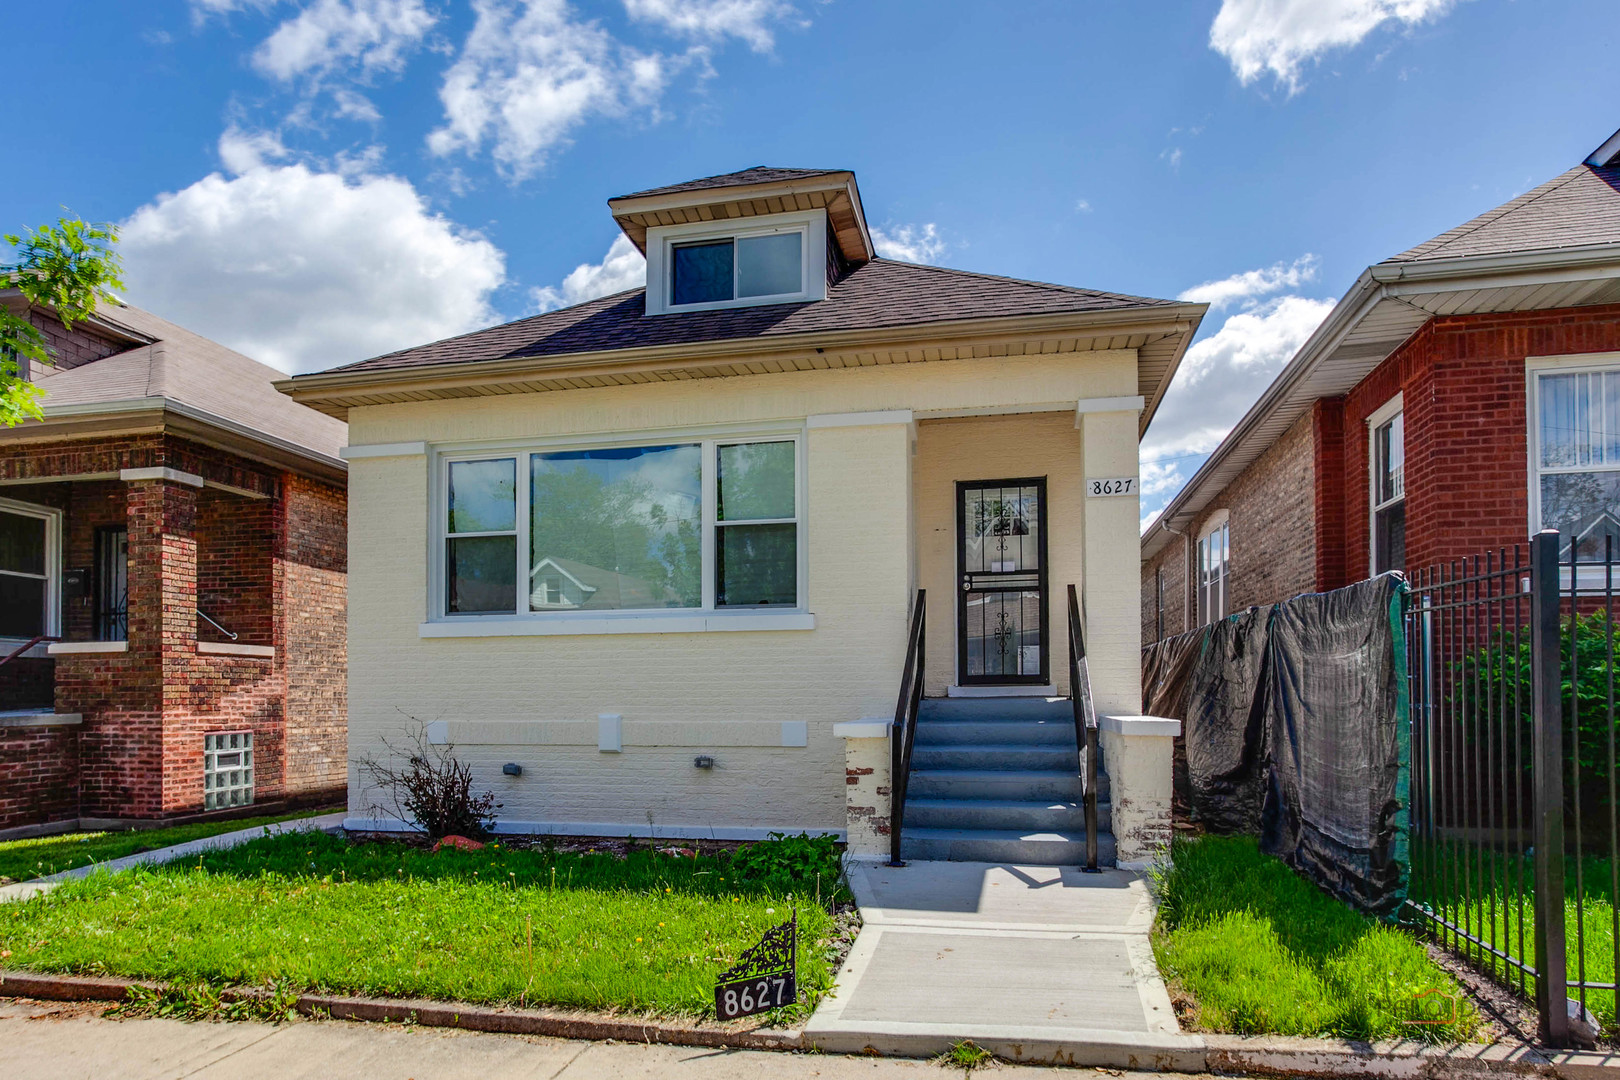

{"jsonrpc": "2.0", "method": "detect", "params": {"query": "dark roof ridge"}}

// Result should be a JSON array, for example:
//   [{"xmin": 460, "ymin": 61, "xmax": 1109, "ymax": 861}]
[
  {"xmin": 614, "ymin": 167, "xmax": 845, "ymax": 201},
  {"xmin": 1389, "ymin": 166, "xmax": 1588, "ymax": 263}
]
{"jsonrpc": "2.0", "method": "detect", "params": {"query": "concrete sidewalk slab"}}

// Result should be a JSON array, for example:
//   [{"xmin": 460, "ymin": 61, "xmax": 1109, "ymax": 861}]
[
  {"xmin": 0, "ymin": 813, "xmax": 344, "ymax": 904},
  {"xmin": 0, "ymin": 1000, "xmax": 1190, "ymax": 1078},
  {"xmin": 806, "ymin": 859, "xmax": 1203, "ymax": 1068}
]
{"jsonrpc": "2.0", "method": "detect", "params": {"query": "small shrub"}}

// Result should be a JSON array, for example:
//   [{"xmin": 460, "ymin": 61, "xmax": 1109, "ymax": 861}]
[
  {"xmin": 727, "ymin": 832, "xmax": 842, "ymax": 898},
  {"xmin": 356, "ymin": 720, "xmax": 500, "ymax": 840}
]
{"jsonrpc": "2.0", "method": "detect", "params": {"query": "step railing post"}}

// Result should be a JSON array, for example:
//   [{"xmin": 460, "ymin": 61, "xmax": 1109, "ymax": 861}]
[{"xmin": 1530, "ymin": 529, "xmax": 1569, "ymax": 1047}]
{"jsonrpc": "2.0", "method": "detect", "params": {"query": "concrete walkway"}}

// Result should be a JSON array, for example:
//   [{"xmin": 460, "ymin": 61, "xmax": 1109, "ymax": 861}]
[
  {"xmin": 0, "ymin": 998, "xmax": 1204, "ymax": 1079},
  {"xmin": 0, "ymin": 812, "xmax": 345, "ymax": 903},
  {"xmin": 805, "ymin": 860, "xmax": 1205, "ymax": 1069}
]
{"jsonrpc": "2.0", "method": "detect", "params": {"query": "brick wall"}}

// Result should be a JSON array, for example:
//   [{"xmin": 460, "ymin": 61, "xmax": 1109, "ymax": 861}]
[
  {"xmin": 0, "ymin": 429, "xmax": 347, "ymax": 825},
  {"xmin": 1140, "ymin": 412, "xmax": 1316, "ymax": 644},
  {"xmin": 1321, "ymin": 304, "xmax": 1620, "ymax": 584},
  {"xmin": 27, "ymin": 310, "xmax": 127, "ymax": 372},
  {"xmin": 280, "ymin": 474, "xmax": 348, "ymax": 798},
  {"xmin": 0, "ymin": 723, "xmax": 79, "ymax": 833}
]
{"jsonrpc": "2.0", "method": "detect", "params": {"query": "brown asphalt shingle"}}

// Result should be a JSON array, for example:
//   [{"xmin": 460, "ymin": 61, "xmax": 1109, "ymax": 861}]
[
  {"xmin": 1389, "ymin": 164, "xmax": 1620, "ymax": 263},
  {"xmin": 322, "ymin": 257, "xmax": 1180, "ymax": 376},
  {"xmin": 614, "ymin": 167, "xmax": 844, "ymax": 200}
]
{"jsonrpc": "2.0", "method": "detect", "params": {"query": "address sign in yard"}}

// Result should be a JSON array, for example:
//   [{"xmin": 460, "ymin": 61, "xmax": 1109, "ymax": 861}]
[
  {"xmin": 714, "ymin": 909, "xmax": 797, "ymax": 1020},
  {"xmin": 1087, "ymin": 476, "xmax": 1137, "ymax": 497}
]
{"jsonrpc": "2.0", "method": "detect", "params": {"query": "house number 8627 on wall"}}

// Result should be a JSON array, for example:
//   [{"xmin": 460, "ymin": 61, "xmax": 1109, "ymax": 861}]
[{"xmin": 1088, "ymin": 477, "xmax": 1136, "ymax": 497}]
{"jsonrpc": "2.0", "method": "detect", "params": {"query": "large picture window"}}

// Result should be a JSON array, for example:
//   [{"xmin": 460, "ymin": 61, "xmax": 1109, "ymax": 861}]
[
  {"xmin": 0, "ymin": 499, "xmax": 60, "ymax": 640},
  {"xmin": 1534, "ymin": 365, "xmax": 1620, "ymax": 561},
  {"xmin": 437, "ymin": 435, "xmax": 802, "ymax": 619}
]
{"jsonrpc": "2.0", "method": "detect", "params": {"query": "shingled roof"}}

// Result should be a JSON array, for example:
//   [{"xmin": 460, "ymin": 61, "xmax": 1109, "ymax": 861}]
[
  {"xmin": 327, "ymin": 257, "xmax": 1181, "ymax": 376},
  {"xmin": 1391, "ymin": 164, "xmax": 1620, "ymax": 263},
  {"xmin": 16, "ymin": 300, "xmax": 347, "ymax": 474},
  {"xmin": 615, "ymin": 167, "xmax": 843, "ymax": 200}
]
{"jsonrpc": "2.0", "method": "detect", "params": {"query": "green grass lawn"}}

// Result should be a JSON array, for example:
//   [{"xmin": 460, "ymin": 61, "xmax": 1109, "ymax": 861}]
[
  {"xmin": 1153, "ymin": 835, "xmax": 1479, "ymax": 1042},
  {"xmin": 1408, "ymin": 840, "xmax": 1618, "ymax": 1031},
  {"xmin": 0, "ymin": 830, "xmax": 846, "ymax": 1020},
  {"xmin": 0, "ymin": 808, "xmax": 335, "ymax": 885}
]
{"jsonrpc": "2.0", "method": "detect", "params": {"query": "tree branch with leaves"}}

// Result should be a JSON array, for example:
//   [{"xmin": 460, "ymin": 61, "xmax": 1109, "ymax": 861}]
[{"xmin": 0, "ymin": 217, "xmax": 125, "ymax": 426}]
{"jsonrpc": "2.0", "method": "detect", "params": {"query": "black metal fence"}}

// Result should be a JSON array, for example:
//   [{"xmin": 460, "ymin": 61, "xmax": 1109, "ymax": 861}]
[{"xmin": 1404, "ymin": 530, "xmax": 1620, "ymax": 1045}]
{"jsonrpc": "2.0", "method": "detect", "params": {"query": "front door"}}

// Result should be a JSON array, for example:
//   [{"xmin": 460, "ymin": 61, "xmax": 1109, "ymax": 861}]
[{"xmin": 957, "ymin": 478, "xmax": 1048, "ymax": 685}]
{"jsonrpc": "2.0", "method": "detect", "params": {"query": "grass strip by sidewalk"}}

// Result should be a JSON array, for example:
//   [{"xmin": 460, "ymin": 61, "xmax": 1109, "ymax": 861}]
[
  {"xmin": 0, "ymin": 808, "xmax": 334, "ymax": 885},
  {"xmin": 1152, "ymin": 835, "xmax": 1479, "ymax": 1043},
  {"xmin": 0, "ymin": 830, "xmax": 844, "ymax": 1019}
]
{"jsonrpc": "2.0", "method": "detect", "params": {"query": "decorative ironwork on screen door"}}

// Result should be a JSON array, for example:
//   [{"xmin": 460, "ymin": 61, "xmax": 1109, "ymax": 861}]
[
  {"xmin": 94, "ymin": 526, "xmax": 128, "ymax": 642},
  {"xmin": 956, "ymin": 478, "xmax": 1048, "ymax": 685}
]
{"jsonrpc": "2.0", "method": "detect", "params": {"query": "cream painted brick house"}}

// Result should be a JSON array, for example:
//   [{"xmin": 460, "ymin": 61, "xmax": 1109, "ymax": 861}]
[{"xmin": 281, "ymin": 167, "xmax": 1205, "ymax": 866}]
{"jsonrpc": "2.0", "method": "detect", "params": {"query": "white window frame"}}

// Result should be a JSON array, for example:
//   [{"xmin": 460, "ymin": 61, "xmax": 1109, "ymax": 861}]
[
  {"xmin": 425, "ymin": 422, "xmax": 811, "ymax": 636},
  {"xmin": 1195, "ymin": 510, "xmax": 1230, "ymax": 627},
  {"xmin": 203, "ymin": 731, "xmax": 254, "ymax": 810},
  {"xmin": 1367, "ymin": 392, "xmax": 1405, "ymax": 576},
  {"xmin": 1527, "ymin": 352, "xmax": 1620, "ymax": 589},
  {"xmin": 0, "ymin": 496, "xmax": 63, "ymax": 646},
  {"xmin": 643, "ymin": 209, "xmax": 828, "ymax": 316}
]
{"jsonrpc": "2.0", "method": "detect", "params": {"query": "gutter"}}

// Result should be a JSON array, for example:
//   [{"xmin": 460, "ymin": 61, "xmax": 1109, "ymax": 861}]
[
  {"xmin": 4, "ymin": 396, "xmax": 346, "ymax": 484},
  {"xmin": 1141, "ymin": 240, "xmax": 1620, "ymax": 558},
  {"xmin": 279, "ymin": 304, "xmax": 1206, "ymax": 411}
]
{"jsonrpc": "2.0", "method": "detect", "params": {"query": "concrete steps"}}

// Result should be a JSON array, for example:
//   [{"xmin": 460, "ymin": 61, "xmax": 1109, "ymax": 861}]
[{"xmin": 899, "ymin": 696, "xmax": 1114, "ymax": 867}]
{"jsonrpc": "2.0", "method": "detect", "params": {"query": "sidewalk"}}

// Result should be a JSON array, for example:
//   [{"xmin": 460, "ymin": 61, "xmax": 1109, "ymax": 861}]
[
  {"xmin": 805, "ymin": 861, "xmax": 1204, "ymax": 1069},
  {"xmin": 0, "ymin": 997, "xmax": 1195, "ymax": 1079}
]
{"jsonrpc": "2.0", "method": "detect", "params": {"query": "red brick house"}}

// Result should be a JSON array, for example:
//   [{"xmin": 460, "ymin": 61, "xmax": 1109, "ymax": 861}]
[
  {"xmin": 0, "ymin": 297, "xmax": 348, "ymax": 836},
  {"xmin": 1142, "ymin": 129, "xmax": 1620, "ymax": 641}
]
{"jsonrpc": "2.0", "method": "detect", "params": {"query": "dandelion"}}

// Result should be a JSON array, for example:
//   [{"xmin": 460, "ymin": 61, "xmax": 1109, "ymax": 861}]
[
  {"xmin": 766, "ymin": 908, "xmax": 775, "ymax": 915},
  {"xmin": 636, "ymin": 937, "xmax": 643, "ymax": 942}
]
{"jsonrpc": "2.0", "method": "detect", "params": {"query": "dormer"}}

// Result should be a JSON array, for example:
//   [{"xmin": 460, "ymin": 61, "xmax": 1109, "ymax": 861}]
[{"xmin": 608, "ymin": 167, "xmax": 875, "ymax": 316}]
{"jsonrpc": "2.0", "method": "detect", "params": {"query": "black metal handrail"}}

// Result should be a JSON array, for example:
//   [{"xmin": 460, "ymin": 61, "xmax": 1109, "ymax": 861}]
[
  {"xmin": 888, "ymin": 589, "xmax": 926, "ymax": 867},
  {"xmin": 1067, "ymin": 584, "xmax": 1101, "ymax": 872}
]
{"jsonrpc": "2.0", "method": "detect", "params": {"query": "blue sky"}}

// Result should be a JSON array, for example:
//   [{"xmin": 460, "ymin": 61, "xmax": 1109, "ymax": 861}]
[{"xmin": 3, "ymin": 0, "xmax": 1616, "ymax": 527}]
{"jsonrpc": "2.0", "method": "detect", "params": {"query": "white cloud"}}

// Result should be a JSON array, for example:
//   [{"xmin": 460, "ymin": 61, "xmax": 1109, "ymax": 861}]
[
  {"xmin": 531, "ymin": 234, "xmax": 646, "ymax": 312},
  {"xmin": 190, "ymin": 0, "xmax": 278, "ymax": 21},
  {"xmin": 871, "ymin": 223, "xmax": 946, "ymax": 265},
  {"xmin": 1141, "ymin": 294, "xmax": 1335, "ymax": 511},
  {"xmin": 1075, "ymin": 198, "xmax": 1092, "ymax": 213},
  {"xmin": 253, "ymin": 0, "xmax": 437, "ymax": 82},
  {"xmin": 1178, "ymin": 254, "xmax": 1319, "ymax": 310},
  {"xmin": 119, "ymin": 130, "xmax": 505, "ymax": 375},
  {"xmin": 1140, "ymin": 507, "xmax": 1163, "ymax": 534},
  {"xmin": 623, "ymin": 0, "xmax": 799, "ymax": 52},
  {"xmin": 1210, "ymin": 0, "xmax": 1459, "ymax": 92},
  {"xmin": 333, "ymin": 87, "xmax": 383, "ymax": 122},
  {"xmin": 217, "ymin": 125, "xmax": 291, "ymax": 173},
  {"xmin": 428, "ymin": 0, "xmax": 667, "ymax": 180}
]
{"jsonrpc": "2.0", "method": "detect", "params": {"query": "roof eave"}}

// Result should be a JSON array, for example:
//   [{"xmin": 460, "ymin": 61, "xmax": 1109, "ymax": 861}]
[
  {"xmin": 280, "ymin": 303, "xmax": 1205, "ymax": 418},
  {"xmin": 0, "ymin": 397, "xmax": 347, "ymax": 485},
  {"xmin": 1142, "ymin": 241, "xmax": 1620, "ymax": 558},
  {"xmin": 608, "ymin": 171, "xmax": 875, "ymax": 264}
]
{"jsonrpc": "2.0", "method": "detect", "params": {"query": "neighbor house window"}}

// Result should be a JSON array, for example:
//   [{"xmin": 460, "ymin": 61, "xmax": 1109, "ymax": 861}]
[
  {"xmin": 0, "ymin": 499, "xmax": 60, "ymax": 640},
  {"xmin": 1534, "ymin": 365, "xmax": 1620, "ymax": 561},
  {"xmin": 204, "ymin": 732, "xmax": 254, "ymax": 810},
  {"xmin": 438, "ymin": 435, "xmax": 803, "ymax": 618},
  {"xmin": 672, "ymin": 230, "xmax": 805, "ymax": 306},
  {"xmin": 1370, "ymin": 398, "xmax": 1405, "ymax": 575},
  {"xmin": 1196, "ymin": 517, "xmax": 1229, "ymax": 626}
]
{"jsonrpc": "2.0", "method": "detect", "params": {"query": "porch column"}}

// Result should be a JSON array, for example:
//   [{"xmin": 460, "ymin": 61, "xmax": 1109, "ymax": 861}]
[
  {"xmin": 806, "ymin": 410, "xmax": 914, "ymax": 857},
  {"xmin": 125, "ymin": 469, "xmax": 201, "ymax": 816}
]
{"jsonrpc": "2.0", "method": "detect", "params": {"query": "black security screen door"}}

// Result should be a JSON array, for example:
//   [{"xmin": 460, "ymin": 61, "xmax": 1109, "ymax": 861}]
[{"xmin": 957, "ymin": 478, "xmax": 1048, "ymax": 685}]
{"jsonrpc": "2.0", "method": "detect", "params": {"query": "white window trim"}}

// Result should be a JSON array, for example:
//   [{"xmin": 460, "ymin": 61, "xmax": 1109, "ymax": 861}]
[
  {"xmin": 425, "ymin": 423, "xmax": 811, "ymax": 636},
  {"xmin": 1195, "ymin": 511, "xmax": 1229, "ymax": 627},
  {"xmin": 643, "ymin": 209, "xmax": 828, "ymax": 316},
  {"xmin": 0, "ymin": 496, "xmax": 63, "ymax": 646},
  {"xmin": 1527, "ymin": 352, "xmax": 1620, "ymax": 587},
  {"xmin": 1367, "ymin": 392, "xmax": 1405, "ymax": 577}
]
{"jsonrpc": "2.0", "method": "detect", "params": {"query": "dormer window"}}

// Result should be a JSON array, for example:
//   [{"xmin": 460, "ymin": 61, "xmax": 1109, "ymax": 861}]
[
  {"xmin": 673, "ymin": 232, "xmax": 804, "ymax": 306},
  {"xmin": 642, "ymin": 209, "xmax": 828, "ymax": 316}
]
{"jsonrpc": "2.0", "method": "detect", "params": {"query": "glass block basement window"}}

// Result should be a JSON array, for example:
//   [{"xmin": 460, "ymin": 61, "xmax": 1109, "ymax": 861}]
[{"xmin": 204, "ymin": 732, "xmax": 254, "ymax": 809}]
